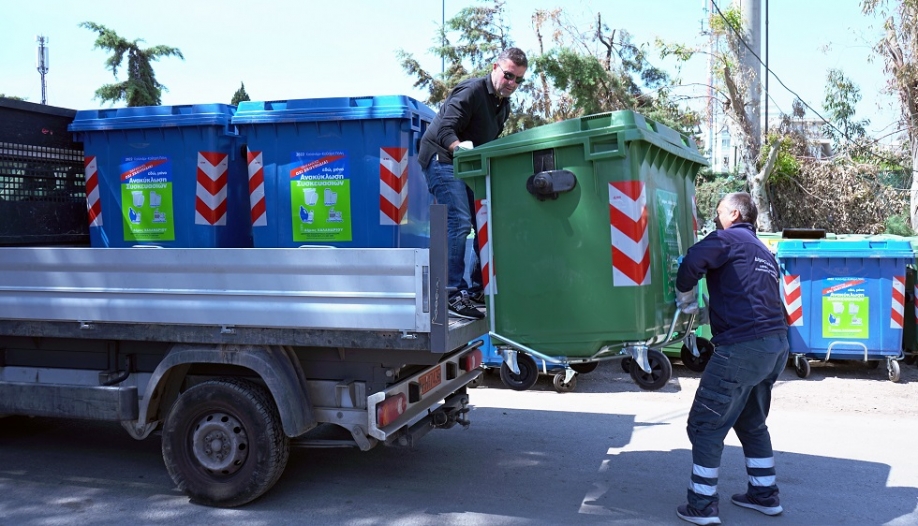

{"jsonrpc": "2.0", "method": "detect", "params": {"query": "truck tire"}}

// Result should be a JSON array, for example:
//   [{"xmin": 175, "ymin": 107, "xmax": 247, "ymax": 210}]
[{"xmin": 162, "ymin": 377, "xmax": 290, "ymax": 507}]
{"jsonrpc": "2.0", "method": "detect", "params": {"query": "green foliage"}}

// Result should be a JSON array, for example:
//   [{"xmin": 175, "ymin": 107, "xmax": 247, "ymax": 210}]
[
  {"xmin": 885, "ymin": 214, "xmax": 916, "ymax": 236},
  {"xmin": 230, "ymin": 82, "xmax": 250, "ymax": 106},
  {"xmin": 398, "ymin": 1, "xmax": 699, "ymax": 136},
  {"xmin": 0, "ymin": 94, "xmax": 26, "ymax": 101},
  {"xmin": 822, "ymin": 68, "xmax": 869, "ymax": 152},
  {"xmin": 80, "ymin": 22, "xmax": 184, "ymax": 107},
  {"xmin": 759, "ymin": 134, "xmax": 800, "ymax": 182},
  {"xmin": 694, "ymin": 174, "xmax": 746, "ymax": 227},
  {"xmin": 709, "ymin": 5, "xmax": 744, "ymax": 36}
]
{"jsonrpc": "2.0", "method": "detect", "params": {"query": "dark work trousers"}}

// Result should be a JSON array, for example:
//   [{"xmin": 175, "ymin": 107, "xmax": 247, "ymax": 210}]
[{"xmin": 685, "ymin": 332, "xmax": 789, "ymax": 510}]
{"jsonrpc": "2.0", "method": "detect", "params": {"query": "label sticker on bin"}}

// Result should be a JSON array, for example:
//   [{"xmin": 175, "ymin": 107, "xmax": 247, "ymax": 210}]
[
  {"xmin": 120, "ymin": 155, "xmax": 175, "ymax": 242},
  {"xmin": 290, "ymin": 151, "xmax": 352, "ymax": 242},
  {"xmin": 822, "ymin": 277, "xmax": 868, "ymax": 339}
]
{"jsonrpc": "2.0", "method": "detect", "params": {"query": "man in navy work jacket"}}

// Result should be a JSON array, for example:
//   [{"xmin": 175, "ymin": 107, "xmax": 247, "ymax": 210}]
[
  {"xmin": 417, "ymin": 47, "xmax": 528, "ymax": 320},
  {"xmin": 674, "ymin": 192, "xmax": 789, "ymax": 525}
]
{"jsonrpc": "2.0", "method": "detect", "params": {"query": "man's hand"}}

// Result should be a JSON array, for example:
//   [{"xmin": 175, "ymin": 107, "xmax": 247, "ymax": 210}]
[{"xmin": 676, "ymin": 289, "xmax": 699, "ymax": 314}]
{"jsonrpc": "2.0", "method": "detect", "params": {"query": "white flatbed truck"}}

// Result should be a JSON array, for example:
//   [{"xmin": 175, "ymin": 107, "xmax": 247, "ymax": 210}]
[{"xmin": 0, "ymin": 206, "xmax": 486, "ymax": 507}]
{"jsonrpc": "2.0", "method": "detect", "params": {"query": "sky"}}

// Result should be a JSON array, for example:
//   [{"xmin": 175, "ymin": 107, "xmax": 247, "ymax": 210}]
[{"xmin": 0, "ymin": 0, "xmax": 901, "ymax": 138}]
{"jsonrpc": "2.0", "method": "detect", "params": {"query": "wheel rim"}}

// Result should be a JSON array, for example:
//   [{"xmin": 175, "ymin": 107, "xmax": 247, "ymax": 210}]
[{"xmin": 191, "ymin": 412, "xmax": 249, "ymax": 475}]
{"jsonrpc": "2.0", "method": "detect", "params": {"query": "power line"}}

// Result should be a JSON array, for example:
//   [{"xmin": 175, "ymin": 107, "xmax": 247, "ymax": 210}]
[{"xmin": 709, "ymin": 0, "xmax": 909, "ymax": 171}]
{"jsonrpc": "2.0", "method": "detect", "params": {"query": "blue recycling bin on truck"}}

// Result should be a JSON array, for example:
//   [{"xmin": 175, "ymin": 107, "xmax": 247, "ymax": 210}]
[
  {"xmin": 231, "ymin": 96, "xmax": 435, "ymax": 248},
  {"xmin": 777, "ymin": 238, "xmax": 912, "ymax": 380},
  {"xmin": 68, "ymin": 104, "xmax": 251, "ymax": 248}
]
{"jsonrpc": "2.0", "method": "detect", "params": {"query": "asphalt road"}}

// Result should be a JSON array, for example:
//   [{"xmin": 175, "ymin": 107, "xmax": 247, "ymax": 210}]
[{"xmin": 0, "ymin": 360, "xmax": 916, "ymax": 526}]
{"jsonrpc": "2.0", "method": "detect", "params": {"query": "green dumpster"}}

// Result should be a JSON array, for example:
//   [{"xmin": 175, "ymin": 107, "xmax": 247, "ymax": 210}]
[
  {"xmin": 454, "ymin": 111, "xmax": 708, "ymax": 357},
  {"xmin": 903, "ymin": 237, "xmax": 918, "ymax": 365}
]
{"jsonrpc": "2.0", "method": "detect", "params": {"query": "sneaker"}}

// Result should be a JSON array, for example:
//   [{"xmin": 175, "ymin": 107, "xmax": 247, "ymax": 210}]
[
  {"xmin": 448, "ymin": 293, "xmax": 484, "ymax": 320},
  {"xmin": 468, "ymin": 291, "xmax": 486, "ymax": 307},
  {"xmin": 676, "ymin": 503, "xmax": 721, "ymax": 525},
  {"xmin": 731, "ymin": 493, "xmax": 783, "ymax": 516}
]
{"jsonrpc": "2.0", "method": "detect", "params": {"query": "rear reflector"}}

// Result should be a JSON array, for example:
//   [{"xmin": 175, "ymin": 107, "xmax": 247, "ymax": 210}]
[
  {"xmin": 462, "ymin": 349, "xmax": 483, "ymax": 371},
  {"xmin": 376, "ymin": 393, "xmax": 407, "ymax": 427}
]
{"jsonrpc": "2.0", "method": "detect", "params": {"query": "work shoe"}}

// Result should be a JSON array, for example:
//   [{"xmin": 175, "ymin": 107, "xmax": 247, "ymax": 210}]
[
  {"xmin": 448, "ymin": 293, "xmax": 484, "ymax": 320},
  {"xmin": 676, "ymin": 502, "xmax": 721, "ymax": 525},
  {"xmin": 468, "ymin": 290, "xmax": 486, "ymax": 307},
  {"xmin": 731, "ymin": 493, "xmax": 783, "ymax": 516}
]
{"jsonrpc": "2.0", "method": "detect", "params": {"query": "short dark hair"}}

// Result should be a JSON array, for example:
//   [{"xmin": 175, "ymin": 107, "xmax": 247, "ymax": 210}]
[
  {"xmin": 497, "ymin": 47, "xmax": 528, "ymax": 68},
  {"xmin": 720, "ymin": 192, "xmax": 757, "ymax": 224}
]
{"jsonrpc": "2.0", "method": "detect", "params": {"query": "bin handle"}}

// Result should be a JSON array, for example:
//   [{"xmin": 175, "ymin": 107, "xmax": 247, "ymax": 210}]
[{"xmin": 583, "ymin": 132, "xmax": 625, "ymax": 161}]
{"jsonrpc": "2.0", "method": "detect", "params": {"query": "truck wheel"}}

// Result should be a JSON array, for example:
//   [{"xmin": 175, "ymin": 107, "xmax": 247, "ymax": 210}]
[
  {"xmin": 629, "ymin": 349, "xmax": 672, "ymax": 391},
  {"xmin": 680, "ymin": 337, "xmax": 714, "ymax": 373},
  {"xmin": 499, "ymin": 353, "xmax": 539, "ymax": 391},
  {"xmin": 162, "ymin": 378, "xmax": 290, "ymax": 507}
]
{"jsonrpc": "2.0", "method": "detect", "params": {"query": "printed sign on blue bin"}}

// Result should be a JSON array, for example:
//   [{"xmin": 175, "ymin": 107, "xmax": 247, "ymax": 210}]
[
  {"xmin": 120, "ymin": 155, "xmax": 175, "ymax": 242},
  {"xmin": 290, "ymin": 151, "xmax": 352, "ymax": 242}
]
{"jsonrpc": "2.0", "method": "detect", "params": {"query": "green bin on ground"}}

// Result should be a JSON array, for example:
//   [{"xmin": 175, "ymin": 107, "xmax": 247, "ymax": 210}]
[{"xmin": 454, "ymin": 111, "xmax": 708, "ymax": 358}]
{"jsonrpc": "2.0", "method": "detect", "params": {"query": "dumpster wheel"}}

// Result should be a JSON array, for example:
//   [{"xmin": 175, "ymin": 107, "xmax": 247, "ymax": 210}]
[
  {"xmin": 620, "ymin": 357, "xmax": 632, "ymax": 373},
  {"xmin": 569, "ymin": 361, "xmax": 599, "ymax": 374},
  {"xmin": 629, "ymin": 349, "xmax": 672, "ymax": 391},
  {"xmin": 552, "ymin": 372, "xmax": 577, "ymax": 393},
  {"xmin": 680, "ymin": 337, "xmax": 714, "ymax": 373},
  {"xmin": 793, "ymin": 355, "xmax": 811, "ymax": 379},
  {"xmin": 887, "ymin": 358, "xmax": 901, "ymax": 383},
  {"xmin": 499, "ymin": 353, "xmax": 539, "ymax": 391}
]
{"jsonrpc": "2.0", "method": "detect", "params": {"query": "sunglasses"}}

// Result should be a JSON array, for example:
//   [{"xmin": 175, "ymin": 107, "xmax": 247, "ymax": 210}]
[{"xmin": 497, "ymin": 65, "xmax": 525, "ymax": 84}]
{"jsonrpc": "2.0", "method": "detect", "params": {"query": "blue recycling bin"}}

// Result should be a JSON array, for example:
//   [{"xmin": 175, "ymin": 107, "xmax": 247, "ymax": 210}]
[
  {"xmin": 231, "ymin": 96, "xmax": 435, "ymax": 248},
  {"xmin": 69, "ymin": 104, "xmax": 251, "ymax": 248},
  {"xmin": 777, "ymin": 239, "xmax": 913, "ymax": 364}
]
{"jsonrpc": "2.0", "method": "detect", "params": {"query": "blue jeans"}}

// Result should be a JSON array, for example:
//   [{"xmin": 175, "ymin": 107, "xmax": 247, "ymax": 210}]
[
  {"xmin": 422, "ymin": 158, "xmax": 481, "ymax": 298},
  {"xmin": 685, "ymin": 332, "xmax": 789, "ymax": 509}
]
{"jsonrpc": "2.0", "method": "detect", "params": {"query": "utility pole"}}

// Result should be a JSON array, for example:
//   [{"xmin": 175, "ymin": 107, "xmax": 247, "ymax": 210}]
[{"xmin": 36, "ymin": 35, "xmax": 49, "ymax": 105}]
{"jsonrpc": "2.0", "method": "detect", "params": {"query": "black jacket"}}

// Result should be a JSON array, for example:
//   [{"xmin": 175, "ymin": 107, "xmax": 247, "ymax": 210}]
[
  {"xmin": 418, "ymin": 75, "xmax": 510, "ymax": 168},
  {"xmin": 676, "ymin": 223, "xmax": 787, "ymax": 346}
]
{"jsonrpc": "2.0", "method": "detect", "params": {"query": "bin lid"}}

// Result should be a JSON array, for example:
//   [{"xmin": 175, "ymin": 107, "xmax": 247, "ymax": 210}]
[
  {"xmin": 68, "ymin": 104, "xmax": 236, "ymax": 132},
  {"xmin": 231, "ymin": 95, "xmax": 434, "ymax": 125},
  {"xmin": 454, "ymin": 110, "xmax": 708, "ymax": 167},
  {"xmin": 776, "ymin": 238, "xmax": 914, "ymax": 259}
]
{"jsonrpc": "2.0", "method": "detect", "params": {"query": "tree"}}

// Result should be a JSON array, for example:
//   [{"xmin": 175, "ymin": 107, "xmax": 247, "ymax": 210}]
[
  {"xmin": 231, "ymin": 82, "xmax": 251, "ymax": 106},
  {"xmin": 399, "ymin": 1, "xmax": 698, "ymax": 135},
  {"xmin": 861, "ymin": 0, "xmax": 918, "ymax": 229},
  {"xmin": 0, "ymin": 94, "xmax": 26, "ymax": 101},
  {"xmin": 80, "ymin": 22, "xmax": 184, "ymax": 107},
  {"xmin": 822, "ymin": 68, "xmax": 870, "ymax": 153}
]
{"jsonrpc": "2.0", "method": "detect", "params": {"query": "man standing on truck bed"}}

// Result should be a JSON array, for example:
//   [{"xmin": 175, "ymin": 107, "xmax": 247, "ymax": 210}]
[
  {"xmin": 673, "ymin": 192, "xmax": 789, "ymax": 525},
  {"xmin": 418, "ymin": 47, "xmax": 528, "ymax": 320}
]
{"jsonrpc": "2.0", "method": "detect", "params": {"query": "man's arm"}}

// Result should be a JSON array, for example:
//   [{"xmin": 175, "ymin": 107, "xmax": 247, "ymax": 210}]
[
  {"xmin": 676, "ymin": 234, "xmax": 726, "ymax": 292},
  {"xmin": 436, "ymin": 84, "xmax": 476, "ymax": 152}
]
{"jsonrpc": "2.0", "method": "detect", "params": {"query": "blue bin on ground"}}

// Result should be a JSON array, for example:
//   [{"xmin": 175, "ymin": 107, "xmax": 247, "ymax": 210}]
[
  {"xmin": 231, "ymin": 96, "xmax": 435, "ymax": 248},
  {"xmin": 777, "ymin": 238, "xmax": 912, "ymax": 381},
  {"xmin": 69, "ymin": 104, "xmax": 251, "ymax": 248}
]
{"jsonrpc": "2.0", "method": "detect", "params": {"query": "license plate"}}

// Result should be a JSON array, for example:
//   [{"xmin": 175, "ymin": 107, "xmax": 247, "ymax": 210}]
[{"xmin": 418, "ymin": 366, "xmax": 442, "ymax": 396}]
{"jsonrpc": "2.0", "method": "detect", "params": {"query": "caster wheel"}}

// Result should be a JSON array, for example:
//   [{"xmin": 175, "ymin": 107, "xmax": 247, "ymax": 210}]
[
  {"xmin": 680, "ymin": 337, "xmax": 714, "ymax": 372},
  {"xmin": 467, "ymin": 374, "xmax": 482, "ymax": 388},
  {"xmin": 794, "ymin": 355, "xmax": 811, "ymax": 378},
  {"xmin": 629, "ymin": 349, "xmax": 673, "ymax": 391},
  {"xmin": 620, "ymin": 357, "xmax": 633, "ymax": 373},
  {"xmin": 499, "ymin": 353, "xmax": 539, "ymax": 391},
  {"xmin": 903, "ymin": 354, "xmax": 916, "ymax": 366},
  {"xmin": 552, "ymin": 372, "xmax": 577, "ymax": 393},
  {"xmin": 888, "ymin": 359, "xmax": 901, "ymax": 383}
]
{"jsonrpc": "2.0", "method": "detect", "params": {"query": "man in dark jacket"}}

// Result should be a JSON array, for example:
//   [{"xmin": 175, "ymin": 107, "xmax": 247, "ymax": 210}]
[
  {"xmin": 418, "ymin": 48, "xmax": 528, "ymax": 320},
  {"xmin": 674, "ymin": 192, "xmax": 789, "ymax": 525}
]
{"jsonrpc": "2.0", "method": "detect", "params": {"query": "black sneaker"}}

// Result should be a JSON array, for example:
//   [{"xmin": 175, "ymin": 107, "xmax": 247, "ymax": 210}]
[
  {"xmin": 448, "ymin": 293, "xmax": 484, "ymax": 320},
  {"xmin": 731, "ymin": 493, "xmax": 783, "ymax": 516},
  {"xmin": 676, "ymin": 502, "xmax": 721, "ymax": 525},
  {"xmin": 468, "ymin": 290, "xmax": 486, "ymax": 307}
]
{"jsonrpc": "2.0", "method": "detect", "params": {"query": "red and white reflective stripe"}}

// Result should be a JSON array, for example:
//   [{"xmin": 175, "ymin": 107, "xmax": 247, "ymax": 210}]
[
  {"xmin": 379, "ymin": 147, "xmax": 408, "ymax": 225},
  {"xmin": 782, "ymin": 275, "xmax": 803, "ymax": 326},
  {"xmin": 84, "ymin": 156, "xmax": 102, "ymax": 227},
  {"xmin": 609, "ymin": 181, "xmax": 650, "ymax": 286},
  {"xmin": 475, "ymin": 199, "xmax": 496, "ymax": 294},
  {"xmin": 195, "ymin": 152, "xmax": 229, "ymax": 225},
  {"xmin": 892, "ymin": 275, "xmax": 906, "ymax": 328},
  {"xmin": 247, "ymin": 149, "xmax": 267, "ymax": 227}
]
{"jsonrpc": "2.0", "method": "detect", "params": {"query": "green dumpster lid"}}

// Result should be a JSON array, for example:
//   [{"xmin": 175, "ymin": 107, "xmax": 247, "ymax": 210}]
[
  {"xmin": 776, "ymin": 238, "xmax": 914, "ymax": 259},
  {"xmin": 454, "ymin": 110, "xmax": 708, "ymax": 168}
]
